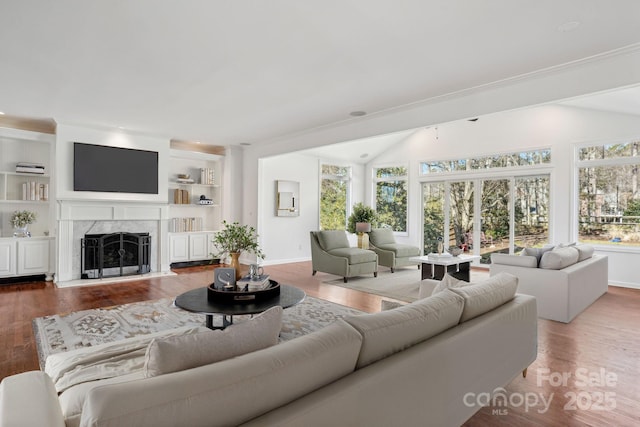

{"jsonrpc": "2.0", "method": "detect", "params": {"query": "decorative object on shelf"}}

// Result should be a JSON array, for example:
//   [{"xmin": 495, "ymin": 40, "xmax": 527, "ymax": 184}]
[
  {"xmin": 212, "ymin": 220, "xmax": 265, "ymax": 280},
  {"xmin": 10, "ymin": 210, "xmax": 36, "ymax": 237},
  {"xmin": 437, "ymin": 236, "xmax": 444, "ymax": 254},
  {"xmin": 347, "ymin": 203, "xmax": 378, "ymax": 234},
  {"xmin": 447, "ymin": 246, "xmax": 463, "ymax": 257},
  {"xmin": 198, "ymin": 194, "xmax": 214, "ymax": 205},
  {"xmin": 355, "ymin": 222, "xmax": 372, "ymax": 249}
]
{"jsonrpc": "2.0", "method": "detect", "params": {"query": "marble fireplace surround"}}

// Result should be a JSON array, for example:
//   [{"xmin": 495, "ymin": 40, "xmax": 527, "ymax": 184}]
[{"xmin": 56, "ymin": 201, "xmax": 172, "ymax": 286}]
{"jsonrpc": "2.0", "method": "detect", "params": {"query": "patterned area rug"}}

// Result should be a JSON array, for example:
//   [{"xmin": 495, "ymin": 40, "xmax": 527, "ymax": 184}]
[{"xmin": 32, "ymin": 296, "xmax": 363, "ymax": 369}]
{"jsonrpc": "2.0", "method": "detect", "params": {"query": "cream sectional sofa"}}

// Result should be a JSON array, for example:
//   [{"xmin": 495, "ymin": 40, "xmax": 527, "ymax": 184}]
[
  {"xmin": 490, "ymin": 244, "xmax": 608, "ymax": 323},
  {"xmin": 0, "ymin": 273, "xmax": 537, "ymax": 427}
]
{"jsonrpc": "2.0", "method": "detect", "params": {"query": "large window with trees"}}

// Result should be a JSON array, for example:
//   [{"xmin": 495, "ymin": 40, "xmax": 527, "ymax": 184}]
[
  {"xmin": 577, "ymin": 141, "xmax": 640, "ymax": 247},
  {"xmin": 320, "ymin": 164, "xmax": 351, "ymax": 230},
  {"xmin": 421, "ymin": 150, "xmax": 551, "ymax": 263},
  {"xmin": 374, "ymin": 166, "xmax": 408, "ymax": 232}
]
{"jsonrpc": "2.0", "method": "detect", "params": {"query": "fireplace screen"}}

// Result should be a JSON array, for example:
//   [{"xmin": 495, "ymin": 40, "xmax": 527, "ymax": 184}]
[{"xmin": 81, "ymin": 232, "xmax": 151, "ymax": 279}]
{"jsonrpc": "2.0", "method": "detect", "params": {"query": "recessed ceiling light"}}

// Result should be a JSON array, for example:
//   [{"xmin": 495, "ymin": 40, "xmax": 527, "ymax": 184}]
[
  {"xmin": 350, "ymin": 111, "xmax": 367, "ymax": 117},
  {"xmin": 360, "ymin": 153, "xmax": 369, "ymax": 159},
  {"xmin": 558, "ymin": 21, "xmax": 580, "ymax": 32},
  {"xmin": 240, "ymin": 142, "xmax": 251, "ymax": 146}
]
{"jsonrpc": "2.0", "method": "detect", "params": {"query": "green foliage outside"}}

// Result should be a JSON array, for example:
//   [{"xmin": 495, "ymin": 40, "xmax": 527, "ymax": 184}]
[
  {"xmin": 375, "ymin": 166, "xmax": 407, "ymax": 232},
  {"xmin": 320, "ymin": 177, "xmax": 347, "ymax": 230}
]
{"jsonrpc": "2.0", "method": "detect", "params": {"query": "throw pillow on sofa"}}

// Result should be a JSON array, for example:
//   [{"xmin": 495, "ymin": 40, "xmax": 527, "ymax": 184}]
[
  {"xmin": 521, "ymin": 246, "xmax": 554, "ymax": 266},
  {"xmin": 343, "ymin": 290, "xmax": 465, "ymax": 368},
  {"xmin": 449, "ymin": 272, "xmax": 518, "ymax": 322},
  {"xmin": 539, "ymin": 246, "xmax": 579, "ymax": 270},
  {"xmin": 144, "ymin": 306, "xmax": 283, "ymax": 377},
  {"xmin": 430, "ymin": 273, "xmax": 467, "ymax": 296}
]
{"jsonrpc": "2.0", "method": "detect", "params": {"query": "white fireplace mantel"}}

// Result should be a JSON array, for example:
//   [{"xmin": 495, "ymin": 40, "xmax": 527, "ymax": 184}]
[{"xmin": 56, "ymin": 200, "xmax": 171, "ymax": 284}]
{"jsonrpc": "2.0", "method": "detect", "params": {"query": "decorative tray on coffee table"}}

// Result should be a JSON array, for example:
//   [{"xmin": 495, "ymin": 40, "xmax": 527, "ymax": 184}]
[{"xmin": 207, "ymin": 280, "xmax": 280, "ymax": 304}]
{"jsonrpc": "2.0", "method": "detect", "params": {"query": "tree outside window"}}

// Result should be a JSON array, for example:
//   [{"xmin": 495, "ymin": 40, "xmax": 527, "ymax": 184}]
[
  {"xmin": 320, "ymin": 164, "xmax": 350, "ymax": 230},
  {"xmin": 375, "ymin": 166, "xmax": 408, "ymax": 232}
]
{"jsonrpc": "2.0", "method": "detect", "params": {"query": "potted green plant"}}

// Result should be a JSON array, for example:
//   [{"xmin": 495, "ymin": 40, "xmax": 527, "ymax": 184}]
[
  {"xmin": 212, "ymin": 220, "xmax": 265, "ymax": 279},
  {"xmin": 347, "ymin": 203, "xmax": 377, "ymax": 234},
  {"xmin": 10, "ymin": 210, "xmax": 36, "ymax": 237}
]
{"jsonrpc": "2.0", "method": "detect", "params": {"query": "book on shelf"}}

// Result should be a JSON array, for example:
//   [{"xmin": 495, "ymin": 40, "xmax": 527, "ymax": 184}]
[
  {"xmin": 22, "ymin": 182, "xmax": 49, "ymax": 201},
  {"xmin": 236, "ymin": 274, "xmax": 271, "ymax": 291},
  {"xmin": 173, "ymin": 189, "xmax": 190, "ymax": 204},
  {"xmin": 16, "ymin": 162, "xmax": 45, "ymax": 174}
]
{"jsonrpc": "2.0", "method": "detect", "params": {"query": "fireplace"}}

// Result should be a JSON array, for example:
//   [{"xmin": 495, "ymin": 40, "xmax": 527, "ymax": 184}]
[{"xmin": 81, "ymin": 232, "xmax": 151, "ymax": 279}]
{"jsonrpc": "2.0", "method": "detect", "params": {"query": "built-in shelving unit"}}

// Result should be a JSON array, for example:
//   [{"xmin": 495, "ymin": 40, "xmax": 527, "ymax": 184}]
[
  {"xmin": 0, "ymin": 127, "xmax": 55, "ymax": 280},
  {"xmin": 167, "ymin": 149, "xmax": 223, "ymax": 263}
]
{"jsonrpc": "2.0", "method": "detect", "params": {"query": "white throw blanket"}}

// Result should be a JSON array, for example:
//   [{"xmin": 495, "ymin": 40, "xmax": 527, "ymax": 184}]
[{"xmin": 45, "ymin": 326, "xmax": 206, "ymax": 393}]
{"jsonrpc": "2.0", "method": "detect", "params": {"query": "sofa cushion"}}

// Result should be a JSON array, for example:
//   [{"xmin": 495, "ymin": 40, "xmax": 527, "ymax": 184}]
[
  {"xmin": 521, "ymin": 246, "xmax": 554, "ymax": 266},
  {"xmin": 575, "ymin": 244, "xmax": 595, "ymax": 262},
  {"xmin": 492, "ymin": 253, "xmax": 538, "ymax": 268},
  {"xmin": 539, "ymin": 246, "xmax": 579, "ymax": 270},
  {"xmin": 369, "ymin": 228, "xmax": 395, "ymax": 245},
  {"xmin": 449, "ymin": 272, "xmax": 518, "ymax": 322},
  {"xmin": 343, "ymin": 290, "xmax": 464, "ymax": 369},
  {"xmin": 431, "ymin": 273, "xmax": 466, "ymax": 295},
  {"xmin": 144, "ymin": 306, "xmax": 282, "ymax": 378},
  {"xmin": 327, "ymin": 247, "xmax": 377, "ymax": 264},
  {"xmin": 316, "ymin": 230, "xmax": 350, "ymax": 251}
]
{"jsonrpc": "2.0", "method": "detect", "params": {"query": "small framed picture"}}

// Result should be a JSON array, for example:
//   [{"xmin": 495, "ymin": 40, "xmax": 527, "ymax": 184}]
[{"xmin": 214, "ymin": 268, "xmax": 236, "ymax": 289}]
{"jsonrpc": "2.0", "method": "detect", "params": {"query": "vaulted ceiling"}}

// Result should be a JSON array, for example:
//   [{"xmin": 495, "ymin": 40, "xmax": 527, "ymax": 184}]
[{"xmin": 1, "ymin": 1, "xmax": 640, "ymax": 148}]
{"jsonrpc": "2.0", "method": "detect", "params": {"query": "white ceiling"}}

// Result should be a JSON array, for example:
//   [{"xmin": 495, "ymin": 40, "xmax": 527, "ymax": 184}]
[{"xmin": 1, "ymin": 1, "xmax": 640, "ymax": 149}]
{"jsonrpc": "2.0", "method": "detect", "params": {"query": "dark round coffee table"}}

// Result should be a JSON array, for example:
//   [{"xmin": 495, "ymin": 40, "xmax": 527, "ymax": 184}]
[{"xmin": 174, "ymin": 284, "xmax": 306, "ymax": 329}]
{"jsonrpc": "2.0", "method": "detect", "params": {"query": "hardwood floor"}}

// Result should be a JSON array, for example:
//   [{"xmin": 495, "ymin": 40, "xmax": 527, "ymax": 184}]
[{"xmin": 1, "ymin": 261, "xmax": 639, "ymax": 426}]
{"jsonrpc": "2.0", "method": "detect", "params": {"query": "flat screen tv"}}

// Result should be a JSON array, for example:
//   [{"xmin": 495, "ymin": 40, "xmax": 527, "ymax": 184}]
[{"xmin": 74, "ymin": 142, "xmax": 159, "ymax": 194}]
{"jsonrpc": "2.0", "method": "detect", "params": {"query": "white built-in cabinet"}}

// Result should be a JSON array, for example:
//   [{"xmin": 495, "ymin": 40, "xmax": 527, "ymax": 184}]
[
  {"xmin": 0, "ymin": 237, "xmax": 53, "ymax": 279},
  {"xmin": 167, "ymin": 149, "xmax": 222, "ymax": 263},
  {"xmin": 0, "ymin": 239, "xmax": 16, "ymax": 276},
  {"xmin": 168, "ymin": 232, "xmax": 217, "ymax": 263}
]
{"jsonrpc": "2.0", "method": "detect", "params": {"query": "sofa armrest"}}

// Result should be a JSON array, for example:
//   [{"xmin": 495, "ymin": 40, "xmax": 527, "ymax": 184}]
[
  {"xmin": 0, "ymin": 371, "xmax": 65, "ymax": 427},
  {"xmin": 491, "ymin": 253, "xmax": 537, "ymax": 268}
]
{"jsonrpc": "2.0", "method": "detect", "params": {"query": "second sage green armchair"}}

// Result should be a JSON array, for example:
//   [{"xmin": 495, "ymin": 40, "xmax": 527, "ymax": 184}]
[{"xmin": 369, "ymin": 228, "xmax": 421, "ymax": 272}]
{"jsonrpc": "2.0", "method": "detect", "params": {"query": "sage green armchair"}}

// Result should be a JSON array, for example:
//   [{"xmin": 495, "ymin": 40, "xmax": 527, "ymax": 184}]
[
  {"xmin": 310, "ymin": 230, "xmax": 378, "ymax": 283},
  {"xmin": 369, "ymin": 228, "xmax": 421, "ymax": 272}
]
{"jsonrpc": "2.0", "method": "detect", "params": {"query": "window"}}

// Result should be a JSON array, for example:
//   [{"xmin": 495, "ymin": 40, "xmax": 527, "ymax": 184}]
[
  {"xmin": 420, "ymin": 150, "xmax": 551, "ymax": 262},
  {"xmin": 420, "ymin": 148, "xmax": 551, "ymax": 175},
  {"xmin": 577, "ymin": 141, "xmax": 640, "ymax": 247},
  {"xmin": 319, "ymin": 164, "xmax": 351, "ymax": 230},
  {"xmin": 374, "ymin": 166, "xmax": 408, "ymax": 232}
]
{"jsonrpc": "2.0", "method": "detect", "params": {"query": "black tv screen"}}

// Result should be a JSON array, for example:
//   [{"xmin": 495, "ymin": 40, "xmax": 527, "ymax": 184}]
[{"xmin": 74, "ymin": 143, "xmax": 159, "ymax": 194}]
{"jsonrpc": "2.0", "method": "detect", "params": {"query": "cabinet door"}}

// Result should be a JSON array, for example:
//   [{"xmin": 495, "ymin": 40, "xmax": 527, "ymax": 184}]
[
  {"xmin": 17, "ymin": 239, "xmax": 49, "ymax": 275},
  {"xmin": 169, "ymin": 234, "xmax": 190, "ymax": 262},
  {"xmin": 0, "ymin": 240, "xmax": 17, "ymax": 277},
  {"xmin": 189, "ymin": 233, "xmax": 209, "ymax": 261}
]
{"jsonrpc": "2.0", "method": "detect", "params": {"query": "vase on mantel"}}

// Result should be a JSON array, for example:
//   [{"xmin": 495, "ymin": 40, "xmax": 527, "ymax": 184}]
[
  {"xmin": 13, "ymin": 226, "xmax": 30, "ymax": 238},
  {"xmin": 229, "ymin": 252, "xmax": 242, "ymax": 280}
]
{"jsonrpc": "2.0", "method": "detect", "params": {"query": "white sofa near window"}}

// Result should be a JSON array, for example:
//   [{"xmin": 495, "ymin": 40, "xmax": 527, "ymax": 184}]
[{"xmin": 490, "ymin": 245, "xmax": 608, "ymax": 323}]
